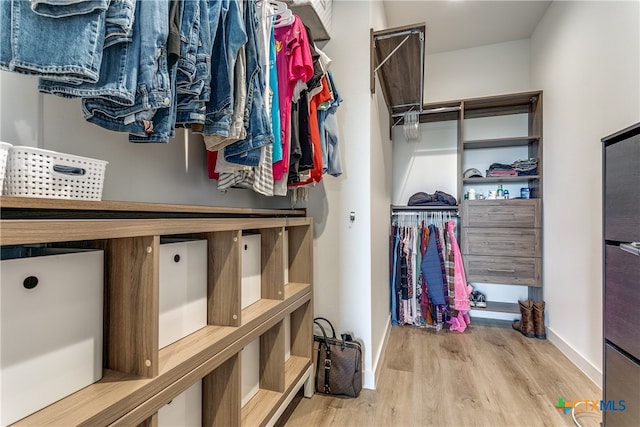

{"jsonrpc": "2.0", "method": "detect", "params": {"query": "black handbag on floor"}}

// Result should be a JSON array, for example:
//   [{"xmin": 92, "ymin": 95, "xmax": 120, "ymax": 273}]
[{"xmin": 313, "ymin": 317, "xmax": 363, "ymax": 398}]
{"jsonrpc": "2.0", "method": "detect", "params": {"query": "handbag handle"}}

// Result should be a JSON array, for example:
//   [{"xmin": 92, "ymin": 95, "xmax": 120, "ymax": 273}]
[
  {"xmin": 313, "ymin": 318, "xmax": 334, "ymax": 394},
  {"xmin": 313, "ymin": 320, "xmax": 330, "ymax": 347},
  {"xmin": 313, "ymin": 316, "xmax": 337, "ymax": 339}
]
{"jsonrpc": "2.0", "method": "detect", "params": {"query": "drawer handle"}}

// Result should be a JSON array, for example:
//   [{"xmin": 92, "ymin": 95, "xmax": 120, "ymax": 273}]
[
  {"xmin": 487, "ymin": 268, "xmax": 516, "ymax": 273},
  {"xmin": 620, "ymin": 243, "xmax": 640, "ymax": 256},
  {"xmin": 487, "ymin": 242, "xmax": 516, "ymax": 245}
]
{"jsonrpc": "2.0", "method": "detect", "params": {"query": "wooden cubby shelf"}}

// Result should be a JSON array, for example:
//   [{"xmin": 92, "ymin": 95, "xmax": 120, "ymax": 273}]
[
  {"xmin": 470, "ymin": 301, "xmax": 519, "ymax": 314},
  {"xmin": 463, "ymin": 136, "xmax": 540, "ymax": 149},
  {"xmin": 1, "ymin": 197, "xmax": 314, "ymax": 427},
  {"xmin": 462, "ymin": 175, "xmax": 540, "ymax": 185}
]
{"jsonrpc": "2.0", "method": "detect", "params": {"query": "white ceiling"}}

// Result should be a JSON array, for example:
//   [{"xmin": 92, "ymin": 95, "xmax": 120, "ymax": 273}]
[{"xmin": 382, "ymin": 0, "xmax": 553, "ymax": 54}]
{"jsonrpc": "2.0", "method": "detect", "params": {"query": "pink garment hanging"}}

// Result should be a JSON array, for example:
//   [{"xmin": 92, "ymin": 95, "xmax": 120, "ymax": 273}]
[{"xmin": 446, "ymin": 220, "xmax": 472, "ymax": 332}]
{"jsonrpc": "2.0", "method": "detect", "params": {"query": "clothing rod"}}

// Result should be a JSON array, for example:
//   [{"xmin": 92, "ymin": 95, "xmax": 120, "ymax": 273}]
[
  {"xmin": 391, "ymin": 106, "xmax": 461, "ymax": 118},
  {"xmin": 392, "ymin": 211, "xmax": 460, "ymax": 217},
  {"xmin": 374, "ymin": 29, "xmax": 421, "ymax": 42}
]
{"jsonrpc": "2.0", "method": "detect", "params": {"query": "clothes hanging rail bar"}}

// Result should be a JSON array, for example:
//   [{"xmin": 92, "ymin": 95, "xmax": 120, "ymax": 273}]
[{"xmin": 392, "ymin": 105, "xmax": 462, "ymax": 119}]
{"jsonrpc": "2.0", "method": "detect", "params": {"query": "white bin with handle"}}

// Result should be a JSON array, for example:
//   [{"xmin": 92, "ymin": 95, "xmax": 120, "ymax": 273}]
[
  {"xmin": 159, "ymin": 239, "xmax": 208, "ymax": 349},
  {"xmin": 0, "ymin": 247, "xmax": 103, "ymax": 426},
  {"xmin": 158, "ymin": 380, "xmax": 202, "ymax": 427}
]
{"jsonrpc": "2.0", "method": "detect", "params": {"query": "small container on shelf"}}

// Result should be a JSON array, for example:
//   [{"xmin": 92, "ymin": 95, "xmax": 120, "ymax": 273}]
[
  {"xmin": 3, "ymin": 146, "xmax": 108, "ymax": 200},
  {"xmin": 0, "ymin": 141, "xmax": 13, "ymax": 190},
  {"xmin": 468, "ymin": 188, "xmax": 476, "ymax": 200}
]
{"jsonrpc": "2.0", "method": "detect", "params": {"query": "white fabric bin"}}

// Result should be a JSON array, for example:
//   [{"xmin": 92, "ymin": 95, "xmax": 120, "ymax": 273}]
[
  {"xmin": 157, "ymin": 380, "xmax": 202, "ymax": 427},
  {"xmin": 159, "ymin": 239, "xmax": 208, "ymax": 349},
  {"xmin": 284, "ymin": 229, "xmax": 289, "ymax": 284},
  {"xmin": 241, "ymin": 234, "xmax": 261, "ymax": 310},
  {"xmin": 241, "ymin": 338, "xmax": 260, "ymax": 407},
  {"xmin": 287, "ymin": 0, "xmax": 332, "ymax": 41},
  {"xmin": 0, "ymin": 247, "xmax": 103, "ymax": 426},
  {"xmin": 285, "ymin": 314, "xmax": 291, "ymax": 362}
]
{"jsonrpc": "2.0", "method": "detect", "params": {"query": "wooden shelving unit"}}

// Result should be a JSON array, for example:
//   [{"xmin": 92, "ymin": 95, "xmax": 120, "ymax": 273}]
[
  {"xmin": 460, "ymin": 91, "xmax": 544, "ymax": 315},
  {"xmin": 0, "ymin": 197, "xmax": 314, "ymax": 427}
]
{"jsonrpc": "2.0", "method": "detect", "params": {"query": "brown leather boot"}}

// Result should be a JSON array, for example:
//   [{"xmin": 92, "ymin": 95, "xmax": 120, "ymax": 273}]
[
  {"xmin": 533, "ymin": 301, "xmax": 547, "ymax": 339},
  {"xmin": 512, "ymin": 300, "xmax": 534, "ymax": 338}
]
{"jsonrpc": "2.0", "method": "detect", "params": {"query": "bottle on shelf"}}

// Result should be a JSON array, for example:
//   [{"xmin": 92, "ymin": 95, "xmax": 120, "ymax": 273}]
[
  {"xmin": 496, "ymin": 184, "xmax": 504, "ymax": 199},
  {"xmin": 504, "ymin": 189, "xmax": 509, "ymax": 200}
]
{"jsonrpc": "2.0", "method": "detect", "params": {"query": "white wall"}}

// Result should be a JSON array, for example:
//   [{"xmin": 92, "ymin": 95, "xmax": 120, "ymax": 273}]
[
  {"xmin": 308, "ymin": 0, "xmax": 374, "ymax": 387},
  {"xmin": 0, "ymin": 68, "xmax": 288, "ymax": 209},
  {"xmin": 530, "ymin": 0, "xmax": 640, "ymax": 387},
  {"xmin": 369, "ymin": 0, "xmax": 392, "ymax": 389},
  {"xmin": 308, "ymin": 0, "xmax": 391, "ymax": 389},
  {"xmin": 424, "ymin": 39, "xmax": 531, "ymax": 103},
  {"xmin": 392, "ymin": 120, "xmax": 458, "ymax": 205}
]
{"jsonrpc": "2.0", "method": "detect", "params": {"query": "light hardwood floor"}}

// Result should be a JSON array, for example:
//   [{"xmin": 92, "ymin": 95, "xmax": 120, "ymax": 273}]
[{"xmin": 278, "ymin": 322, "xmax": 602, "ymax": 427}]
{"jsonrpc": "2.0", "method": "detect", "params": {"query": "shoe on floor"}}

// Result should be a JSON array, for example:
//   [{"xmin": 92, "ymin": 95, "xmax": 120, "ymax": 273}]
[
  {"xmin": 474, "ymin": 291, "xmax": 487, "ymax": 308},
  {"xmin": 512, "ymin": 299, "xmax": 535, "ymax": 338}
]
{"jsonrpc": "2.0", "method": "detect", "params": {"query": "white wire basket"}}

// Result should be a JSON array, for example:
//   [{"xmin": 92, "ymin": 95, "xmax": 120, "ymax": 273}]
[
  {"xmin": 0, "ymin": 141, "xmax": 12, "ymax": 191},
  {"xmin": 3, "ymin": 146, "xmax": 108, "ymax": 200}
]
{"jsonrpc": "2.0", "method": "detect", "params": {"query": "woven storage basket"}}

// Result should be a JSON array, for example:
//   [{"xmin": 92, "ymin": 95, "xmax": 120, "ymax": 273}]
[
  {"xmin": 0, "ymin": 142, "xmax": 12, "ymax": 191},
  {"xmin": 3, "ymin": 146, "xmax": 108, "ymax": 200}
]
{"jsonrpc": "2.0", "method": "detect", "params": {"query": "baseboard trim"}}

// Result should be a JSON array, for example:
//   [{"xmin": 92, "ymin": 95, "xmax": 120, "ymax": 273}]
[
  {"xmin": 363, "ymin": 315, "xmax": 391, "ymax": 390},
  {"xmin": 547, "ymin": 326, "xmax": 602, "ymax": 389}
]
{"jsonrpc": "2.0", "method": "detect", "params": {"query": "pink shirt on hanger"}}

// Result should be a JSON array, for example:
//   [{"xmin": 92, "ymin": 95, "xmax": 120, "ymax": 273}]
[{"xmin": 273, "ymin": 15, "xmax": 314, "ymax": 180}]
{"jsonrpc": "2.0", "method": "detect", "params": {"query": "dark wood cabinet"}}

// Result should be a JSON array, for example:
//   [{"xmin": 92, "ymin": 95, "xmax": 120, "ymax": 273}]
[{"xmin": 602, "ymin": 122, "xmax": 640, "ymax": 426}]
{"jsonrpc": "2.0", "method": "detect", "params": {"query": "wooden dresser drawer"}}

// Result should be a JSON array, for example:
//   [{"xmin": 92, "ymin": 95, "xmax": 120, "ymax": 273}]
[
  {"xmin": 464, "ymin": 255, "xmax": 541, "ymax": 286},
  {"xmin": 462, "ymin": 199, "xmax": 541, "ymax": 228},
  {"xmin": 462, "ymin": 228, "xmax": 541, "ymax": 257}
]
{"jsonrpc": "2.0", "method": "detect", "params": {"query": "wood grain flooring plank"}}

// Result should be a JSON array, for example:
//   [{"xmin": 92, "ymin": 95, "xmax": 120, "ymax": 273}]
[{"xmin": 278, "ymin": 324, "xmax": 601, "ymax": 427}]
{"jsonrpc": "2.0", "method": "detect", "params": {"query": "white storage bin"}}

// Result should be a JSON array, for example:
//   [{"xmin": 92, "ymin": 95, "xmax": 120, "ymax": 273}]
[
  {"xmin": 284, "ymin": 229, "xmax": 289, "ymax": 284},
  {"xmin": 0, "ymin": 142, "xmax": 12, "ymax": 191},
  {"xmin": 287, "ymin": 0, "xmax": 332, "ymax": 41},
  {"xmin": 241, "ymin": 234, "xmax": 261, "ymax": 310},
  {"xmin": 0, "ymin": 247, "xmax": 103, "ymax": 426},
  {"xmin": 241, "ymin": 338, "xmax": 260, "ymax": 407},
  {"xmin": 285, "ymin": 314, "xmax": 291, "ymax": 362},
  {"xmin": 157, "ymin": 380, "xmax": 202, "ymax": 427},
  {"xmin": 3, "ymin": 146, "xmax": 107, "ymax": 200},
  {"xmin": 159, "ymin": 239, "xmax": 208, "ymax": 349}
]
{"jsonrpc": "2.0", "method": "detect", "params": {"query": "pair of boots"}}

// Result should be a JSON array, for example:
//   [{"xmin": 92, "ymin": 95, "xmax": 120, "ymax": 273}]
[{"xmin": 512, "ymin": 300, "xmax": 546, "ymax": 339}]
